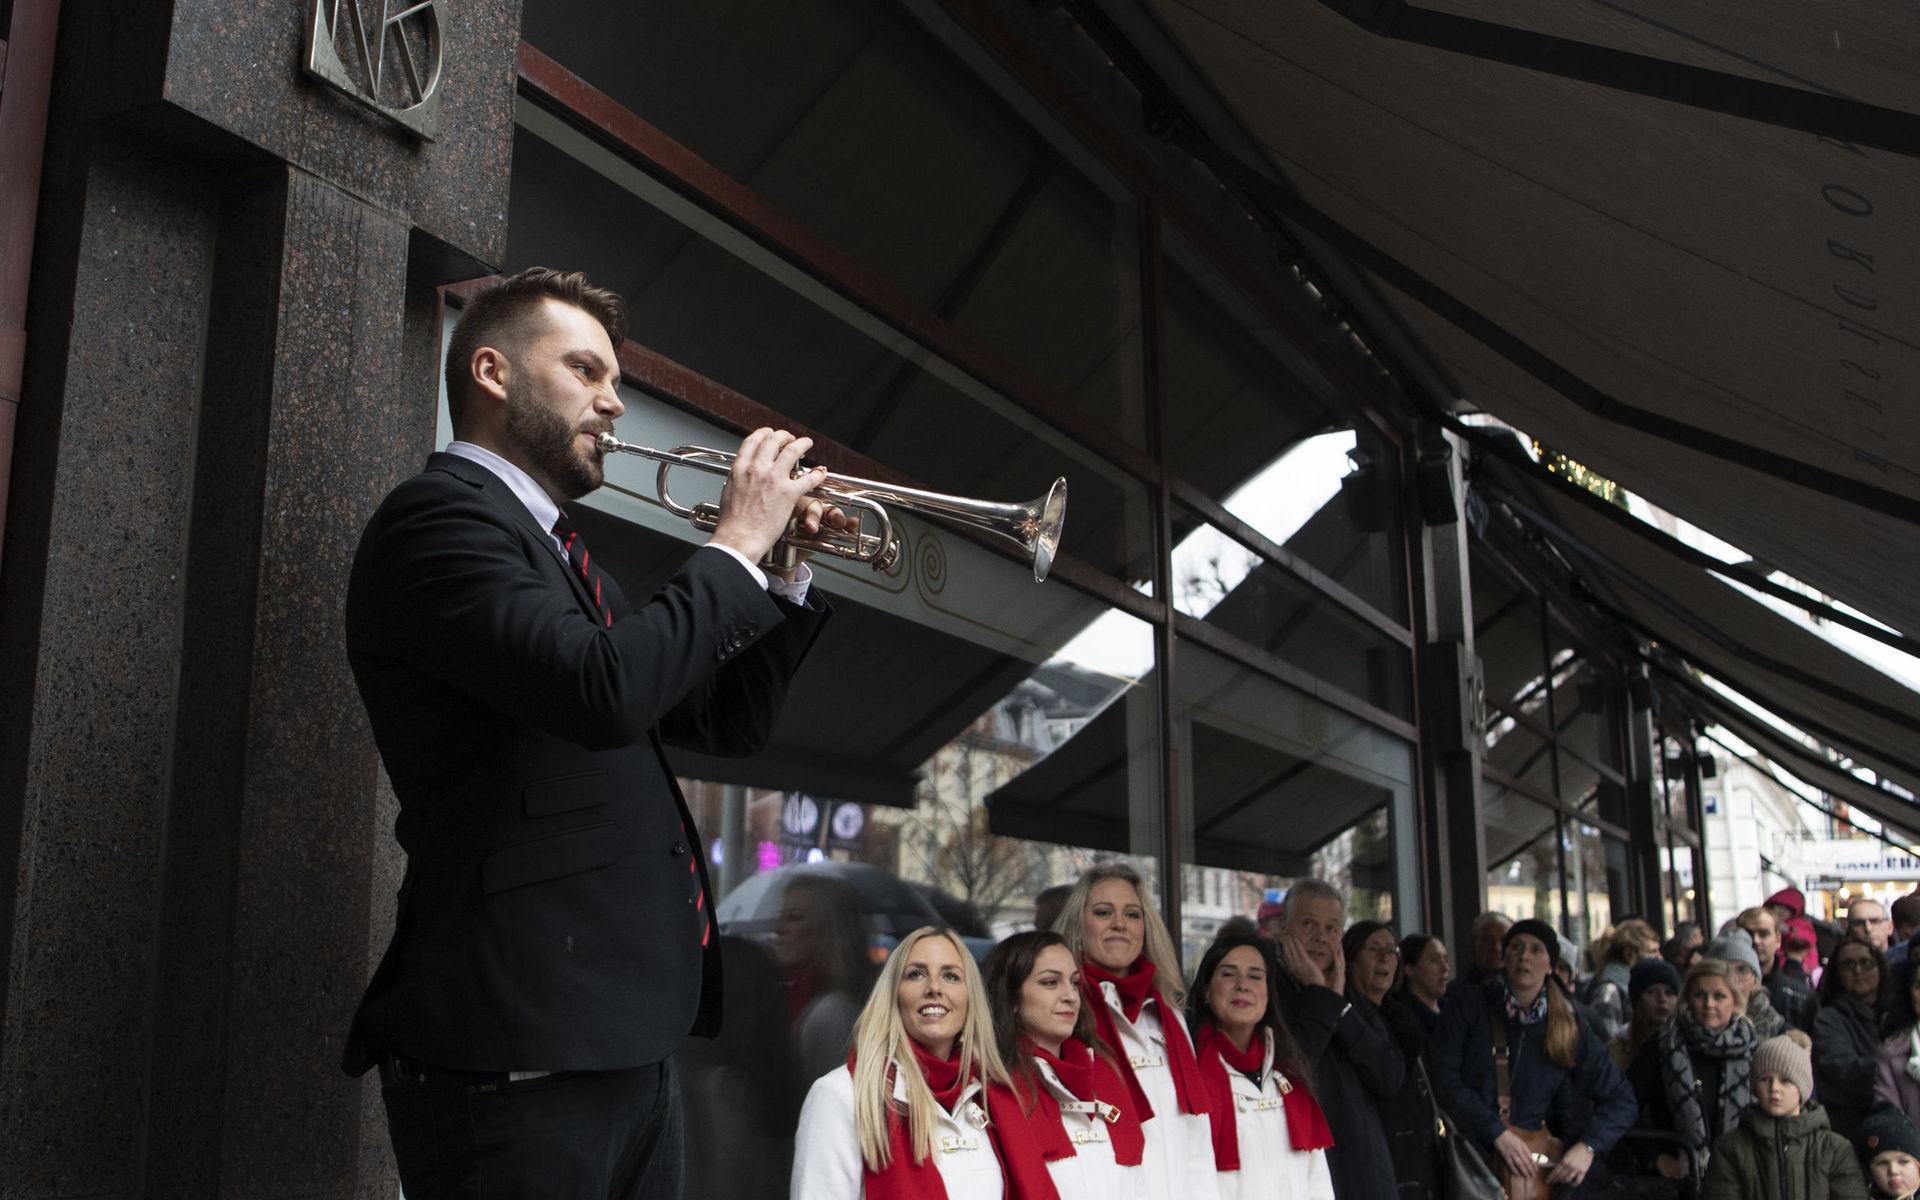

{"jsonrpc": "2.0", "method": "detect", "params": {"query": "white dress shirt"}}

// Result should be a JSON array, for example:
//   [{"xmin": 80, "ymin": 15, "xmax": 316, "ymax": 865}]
[{"xmin": 443, "ymin": 440, "xmax": 811, "ymax": 604}]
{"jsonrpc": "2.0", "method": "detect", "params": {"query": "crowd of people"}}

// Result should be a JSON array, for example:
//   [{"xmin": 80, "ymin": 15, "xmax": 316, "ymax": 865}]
[{"xmin": 730, "ymin": 874, "xmax": 1920, "ymax": 1200}]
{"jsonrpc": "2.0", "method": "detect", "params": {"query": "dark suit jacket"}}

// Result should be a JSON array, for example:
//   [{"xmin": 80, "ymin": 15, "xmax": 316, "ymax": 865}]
[{"xmin": 341, "ymin": 452, "xmax": 828, "ymax": 1075}]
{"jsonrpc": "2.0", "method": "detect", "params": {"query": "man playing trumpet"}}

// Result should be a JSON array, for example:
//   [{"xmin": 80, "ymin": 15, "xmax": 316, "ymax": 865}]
[{"xmin": 340, "ymin": 267, "xmax": 839, "ymax": 1199}]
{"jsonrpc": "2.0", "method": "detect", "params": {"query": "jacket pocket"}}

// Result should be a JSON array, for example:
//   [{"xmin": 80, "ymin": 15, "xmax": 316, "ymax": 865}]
[
  {"xmin": 522, "ymin": 770, "xmax": 610, "ymax": 818},
  {"xmin": 482, "ymin": 823, "xmax": 621, "ymax": 893}
]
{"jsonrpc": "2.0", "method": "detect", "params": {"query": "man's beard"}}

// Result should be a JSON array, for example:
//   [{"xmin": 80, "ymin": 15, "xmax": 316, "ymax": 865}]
[{"xmin": 505, "ymin": 388, "xmax": 603, "ymax": 500}]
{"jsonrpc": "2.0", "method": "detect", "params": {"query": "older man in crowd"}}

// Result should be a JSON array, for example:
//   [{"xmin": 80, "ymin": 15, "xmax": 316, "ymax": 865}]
[
  {"xmin": 1848, "ymin": 897, "xmax": 1894, "ymax": 952},
  {"xmin": 1465, "ymin": 910, "xmax": 1512, "ymax": 987},
  {"xmin": 1270, "ymin": 879, "xmax": 1403, "ymax": 1199}
]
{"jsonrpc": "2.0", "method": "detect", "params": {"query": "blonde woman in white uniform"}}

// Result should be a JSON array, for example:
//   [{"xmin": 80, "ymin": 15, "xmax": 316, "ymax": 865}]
[
  {"xmin": 792, "ymin": 926, "xmax": 1012, "ymax": 1200},
  {"xmin": 1054, "ymin": 863, "xmax": 1219, "ymax": 1200}
]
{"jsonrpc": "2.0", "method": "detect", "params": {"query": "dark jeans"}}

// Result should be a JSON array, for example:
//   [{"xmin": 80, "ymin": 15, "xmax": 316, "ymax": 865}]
[{"xmin": 381, "ymin": 1057, "xmax": 684, "ymax": 1199}]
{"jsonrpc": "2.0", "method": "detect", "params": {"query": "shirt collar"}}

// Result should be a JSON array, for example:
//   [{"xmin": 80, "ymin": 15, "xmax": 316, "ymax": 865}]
[{"xmin": 444, "ymin": 441, "xmax": 564, "ymax": 557}]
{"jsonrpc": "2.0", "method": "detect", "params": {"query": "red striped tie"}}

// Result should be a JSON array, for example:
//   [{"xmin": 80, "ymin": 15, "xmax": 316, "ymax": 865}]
[
  {"xmin": 552, "ymin": 512, "xmax": 705, "ymax": 944},
  {"xmin": 550, "ymin": 511, "xmax": 612, "ymax": 628}
]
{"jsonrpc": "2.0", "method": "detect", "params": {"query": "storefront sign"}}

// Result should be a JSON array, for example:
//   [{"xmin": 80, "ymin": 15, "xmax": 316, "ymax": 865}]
[{"xmin": 305, "ymin": 0, "xmax": 444, "ymax": 139}]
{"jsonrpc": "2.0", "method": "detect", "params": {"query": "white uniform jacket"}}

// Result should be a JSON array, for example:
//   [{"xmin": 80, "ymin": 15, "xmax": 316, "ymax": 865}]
[
  {"xmin": 792, "ymin": 1060, "xmax": 1006, "ymax": 1200},
  {"xmin": 1213, "ymin": 1031, "xmax": 1335, "ymax": 1200},
  {"xmin": 1095, "ymin": 984, "xmax": 1221, "ymax": 1200},
  {"xmin": 1024, "ymin": 1055, "xmax": 1150, "ymax": 1200}
]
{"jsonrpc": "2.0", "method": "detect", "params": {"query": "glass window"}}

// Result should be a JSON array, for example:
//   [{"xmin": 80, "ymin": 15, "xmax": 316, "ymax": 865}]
[
  {"xmin": 504, "ymin": 116, "xmax": 1155, "ymax": 587},
  {"xmin": 1485, "ymin": 783, "xmax": 1563, "ymax": 925},
  {"xmin": 1552, "ymin": 659, "xmax": 1620, "ymax": 775},
  {"xmin": 1484, "ymin": 714, "xmax": 1556, "ymax": 802},
  {"xmin": 1161, "ymin": 234, "xmax": 1407, "ymax": 621},
  {"xmin": 563, "ymin": 399, "xmax": 1169, "ymax": 929},
  {"xmin": 519, "ymin": 0, "xmax": 1149, "ymax": 450},
  {"xmin": 1566, "ymin": 823, "xmax": 1623, "ymax": 950},
  {"xmin": 1172, "ymin": 640, "xmax": 1416, "ymax": 962},
  {"xmin": 1170, "ymin": 504, "xmax": 1412, "ymax": 717},
  {"xmin": 1475, "ymin": 572, "xmax": 1549, "ymax": 715},
  {"xmin": 1660, "ymin": 732, "xmax": 1698, "ymax": 834}
]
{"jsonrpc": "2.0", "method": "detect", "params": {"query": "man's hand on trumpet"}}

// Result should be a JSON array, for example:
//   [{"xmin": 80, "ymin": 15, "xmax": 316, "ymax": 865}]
[{"xmin": 707, "ymin": 427, "xmax": 857, "ymax": 581}]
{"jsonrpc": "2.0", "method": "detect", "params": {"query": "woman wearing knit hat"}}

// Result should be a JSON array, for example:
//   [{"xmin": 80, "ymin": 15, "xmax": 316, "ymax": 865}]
[
  {"xmin": 1609, "ymin": 958, "xmax": 1682, "ymax": 1072},
  {"xmin": 1699, "ymin": 1029, "xmax": 1866, "ymax": 1199},
  {"xmin": 1860, "ymin": 1103, "xmax": 1920, "ymax": 1200},
  {"xmin": 1707, "ymin": 927, "xmax": 1787, "ymax": 1038},
  {"xmin": 1627, "ymin": 959, "xmax": 1759, "ymax": 1186},
  {"xmin": 1428, "ymin": 917, "xmax": 1637, "ymax": 1198}
]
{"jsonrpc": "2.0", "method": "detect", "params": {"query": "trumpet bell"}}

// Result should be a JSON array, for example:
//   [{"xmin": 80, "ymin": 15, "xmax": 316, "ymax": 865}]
[{"xmin": 1028, "ymin": 477, "xmax": 1068, "ymax": 583}]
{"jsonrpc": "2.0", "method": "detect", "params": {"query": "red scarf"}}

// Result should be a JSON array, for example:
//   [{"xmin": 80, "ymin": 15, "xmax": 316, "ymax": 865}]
[
  {"xmin": 987, "ymin": 1038, "xmax": 1146, "ymax": 1200},
  {"xmin": 1079, "ymin": 958, "xmax": 1209, "ymax": 1120},
  {"xmin": 1194, "ymin": 1024, "xmax": 1334, "ymax": 1170},
  {"xmin": 857, "ymin": 1043, "xmax": 985, "ymax": 1200}
]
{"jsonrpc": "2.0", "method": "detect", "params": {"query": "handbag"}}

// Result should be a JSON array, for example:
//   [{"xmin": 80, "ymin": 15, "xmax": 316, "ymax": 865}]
[
  {"xmin": 1492, "ymin": 1019, "xmax": 1563, "ymax": 1200},
  {"xmin": 1419, "ymin": 1056, "xmax": 1505, "ymax": 1200}
]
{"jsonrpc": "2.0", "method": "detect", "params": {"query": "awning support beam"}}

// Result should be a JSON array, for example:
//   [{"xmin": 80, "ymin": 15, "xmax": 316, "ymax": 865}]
[{"xmin": 1318, "ymin": 0, "xmax": 1920, "ymax": 158}]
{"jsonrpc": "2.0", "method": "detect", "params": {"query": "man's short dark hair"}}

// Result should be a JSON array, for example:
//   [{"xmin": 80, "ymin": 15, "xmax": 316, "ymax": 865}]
[
  {"xmin": 444, "ymin": 267, "xmax": 627, "ymax": 432},
  {"xmin": 1893, "ymin": 892, "xmax": 1920, "ymax": 932}
]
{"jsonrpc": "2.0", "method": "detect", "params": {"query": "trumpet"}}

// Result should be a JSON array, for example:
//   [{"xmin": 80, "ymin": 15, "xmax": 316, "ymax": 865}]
[{"xmin": 596, "ymin": 433, "xmax": 1068, "ymax": 583}]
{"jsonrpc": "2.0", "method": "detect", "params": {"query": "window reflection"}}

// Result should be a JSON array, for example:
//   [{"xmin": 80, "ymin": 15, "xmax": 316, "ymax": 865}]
[
  {"xmin": 1172, "ymin": 504, "xmax": 1411, "ymax": 717},
  {"xmin": 505, "ymin": 117, "xmax": 1155, "ymax": 585},
  {"xmin": 1484, "ymin": 784, "xmax": 1562, "ymax": 925},
  {"xmin": 520, "ymin": 0, "xmax": 1149, "ymax": 449},
  {"xmin": 1172, "ymin": 641, "xmax": 1413, "ymax": 960},
  {"xmin": 1162, "ymin": 233, "xmax": 1407, "ymax": 620}
]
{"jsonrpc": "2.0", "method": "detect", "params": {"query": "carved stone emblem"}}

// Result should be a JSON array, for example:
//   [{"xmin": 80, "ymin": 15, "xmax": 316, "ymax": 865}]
[{"xmin": 304, "ymin": 0, "xmax": 443, "ymax": 140}]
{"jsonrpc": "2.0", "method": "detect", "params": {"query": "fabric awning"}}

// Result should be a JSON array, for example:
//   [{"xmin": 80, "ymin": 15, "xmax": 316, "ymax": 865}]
[
  {"xmin": 1140, "ymin": 0, "xmax": 1920, "ymax": 636},
  {"xmin": 1675, "ymin": 681, "xmax": 1920, "ymax": 843},
  {"xmin": 1480, "ymin": 458, "xmax": 1920, "ymax": 804}
]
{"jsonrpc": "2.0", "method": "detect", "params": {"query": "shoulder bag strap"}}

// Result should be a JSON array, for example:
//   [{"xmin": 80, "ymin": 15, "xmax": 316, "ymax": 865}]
[{"xmin": 1491, "ymin": 1011, "xmax": 1514, "ymax": 1123}]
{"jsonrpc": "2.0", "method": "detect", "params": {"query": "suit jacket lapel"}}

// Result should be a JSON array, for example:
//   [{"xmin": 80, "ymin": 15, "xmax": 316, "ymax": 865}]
[{"xmin": 427, "ymin": 452, "xmax": 604, "ymax": 620}]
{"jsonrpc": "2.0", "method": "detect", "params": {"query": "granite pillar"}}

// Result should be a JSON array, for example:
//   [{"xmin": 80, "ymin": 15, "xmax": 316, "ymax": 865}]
[
  {"xmin": 1, "ymin": 0, "xmax": 519, "ymax": 1194},
  {"xmin": 0, "ymin": 135, "xmax": 219, "ymax": 1198}
]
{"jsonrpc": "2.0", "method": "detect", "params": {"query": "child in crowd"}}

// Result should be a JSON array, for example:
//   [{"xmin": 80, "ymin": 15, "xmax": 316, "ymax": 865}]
[
  {"xmin": 1861, "ymin": 1103, "xmax": 1920, "ymax": 1200},
  {"xmin": 1701, "ymin": 1030, "xmax": 1866, "ymax": 1199}
]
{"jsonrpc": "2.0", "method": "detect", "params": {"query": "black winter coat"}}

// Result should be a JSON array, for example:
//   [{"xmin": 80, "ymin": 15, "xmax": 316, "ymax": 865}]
[
  {"xmin": 1376, "ymin": 991, "xmax": 1440, "ymax": 1200},
  {"xmin": 1813, "ymin": 994, "xmax": 1883, "ymax": 1142},
  {"xmin": 1274, "ymin": 972, "xmax": 1405, "ymax": 1199},
  {"xmin": 1768, "ymin": 961, "xmax": 1821, "ymax": 1034}
]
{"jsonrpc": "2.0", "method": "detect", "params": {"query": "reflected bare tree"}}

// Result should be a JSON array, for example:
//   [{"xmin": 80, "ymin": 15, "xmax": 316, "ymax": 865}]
[{"xmin": 900, "ymin": 726, "xmax": 1047, "ymax": 927}]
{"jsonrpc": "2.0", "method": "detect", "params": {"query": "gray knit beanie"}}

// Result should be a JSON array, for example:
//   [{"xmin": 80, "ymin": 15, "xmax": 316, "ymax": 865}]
[
  {"xmin": 1751, "ymin": 1029, "xmax": 1814, "ymax": 1101},
  {"xmin": 1706, "ymin": 928, "xmax": 1762, "ymax": 977}
]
